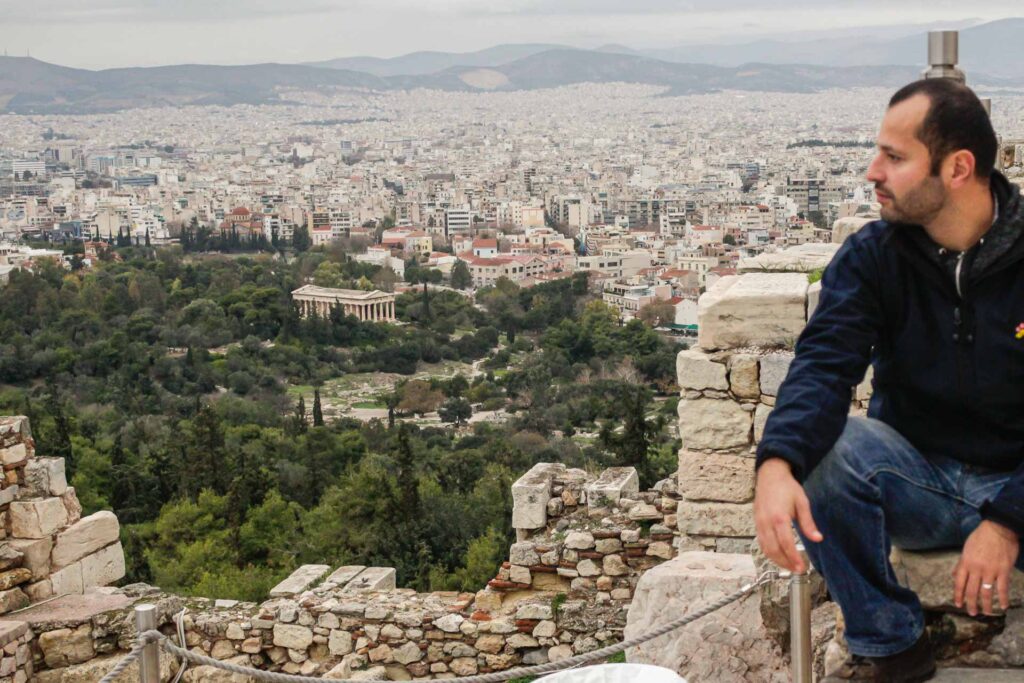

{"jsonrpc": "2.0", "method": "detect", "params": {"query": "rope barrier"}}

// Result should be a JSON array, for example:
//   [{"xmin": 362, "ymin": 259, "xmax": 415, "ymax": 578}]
[{"xmin": 98, "ymin": 570, "xmax": 778, "ymax": 683}]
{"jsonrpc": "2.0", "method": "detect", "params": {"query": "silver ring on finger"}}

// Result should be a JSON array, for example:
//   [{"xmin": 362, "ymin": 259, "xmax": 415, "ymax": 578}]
[{"xmin": 981, "ymin": 583, "xmax": 994, "ymax": 590}]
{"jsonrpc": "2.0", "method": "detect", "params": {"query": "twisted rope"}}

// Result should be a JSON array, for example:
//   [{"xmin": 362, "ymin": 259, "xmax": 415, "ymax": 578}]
[{"xmin": 99, "ymin": 570, "xmax": 777, "ymax": 682}]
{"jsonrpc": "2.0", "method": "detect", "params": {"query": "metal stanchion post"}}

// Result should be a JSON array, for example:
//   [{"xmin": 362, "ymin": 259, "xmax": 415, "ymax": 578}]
[
  {"xmin": 789, "ymin": 543, "xmax": 812, "ymax": 683},
  {"xmin": 135, "ymin": 604, "xmax": 160, "ymax": 683}
]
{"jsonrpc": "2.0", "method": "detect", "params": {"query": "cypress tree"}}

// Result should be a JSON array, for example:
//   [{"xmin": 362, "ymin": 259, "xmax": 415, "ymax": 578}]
[{"xmin": 312, "ymin": 388, "xmax": 324, "ymax": 427}]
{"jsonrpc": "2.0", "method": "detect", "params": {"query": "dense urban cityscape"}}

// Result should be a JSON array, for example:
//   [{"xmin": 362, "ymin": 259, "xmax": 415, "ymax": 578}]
[{"xmin": 2, "ymin": 13, "xmax": 1024, "ymax": 680}]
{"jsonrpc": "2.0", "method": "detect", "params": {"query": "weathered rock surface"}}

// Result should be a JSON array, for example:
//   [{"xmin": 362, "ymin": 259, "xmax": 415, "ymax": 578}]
[
  {"xmin": 677, "ymin": 398, "xmax": 751, "ymax": 451},
  {"xmin": 51, "ymin": 511, "xmax": 120, "ymax": 571},
  {"xmin": 626, "ymin": 551, "xmax": 788, "ymax": 682},
  {"xmin": 697, "ymin": 273, "xmax": 809, "ymax": 350},
  {"xmin": 677, "ymin": 450, "xmax": 755, "ymax": 503}
]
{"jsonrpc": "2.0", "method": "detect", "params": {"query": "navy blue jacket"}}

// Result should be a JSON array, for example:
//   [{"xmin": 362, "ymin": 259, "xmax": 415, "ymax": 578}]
[{"xmin": 756, "ymin": 173, "xmax": 1024, "ymax": 537}]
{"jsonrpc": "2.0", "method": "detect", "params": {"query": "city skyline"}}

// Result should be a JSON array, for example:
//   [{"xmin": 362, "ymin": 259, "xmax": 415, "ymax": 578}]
[{"xmin": 0, "ymin": 1, "xmax": 1020, "ymax": 69}]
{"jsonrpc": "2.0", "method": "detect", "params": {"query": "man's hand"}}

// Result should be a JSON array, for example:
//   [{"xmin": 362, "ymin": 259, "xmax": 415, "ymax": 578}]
[
  {"xmin": 954, "ymin": 520, "xmax": 1019, "ymax": 616},
  {"xmin": 754, "ymin": 458, "xmax": 823, "ymax": 574}
]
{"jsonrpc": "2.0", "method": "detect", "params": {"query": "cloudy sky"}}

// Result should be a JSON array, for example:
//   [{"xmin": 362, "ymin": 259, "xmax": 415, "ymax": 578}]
[{"xmin": 0, "ymin": 0, "xmax": 1021, "ymax": 69}]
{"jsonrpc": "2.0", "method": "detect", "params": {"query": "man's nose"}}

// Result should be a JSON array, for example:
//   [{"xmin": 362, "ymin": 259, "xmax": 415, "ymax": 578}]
[{"xmin": 865, "ymin": 155, "xmax": 884, "ymax": 184}]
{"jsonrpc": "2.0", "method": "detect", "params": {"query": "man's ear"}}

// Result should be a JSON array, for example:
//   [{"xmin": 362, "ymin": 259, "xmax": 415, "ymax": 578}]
[{"xmin": 946, "ymin": 150, "xmax": 977, "ymax": 189}]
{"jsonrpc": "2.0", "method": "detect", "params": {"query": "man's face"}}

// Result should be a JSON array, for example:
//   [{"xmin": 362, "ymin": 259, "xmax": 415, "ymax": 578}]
[{"xmin": 866, "ymin": 94, "xmax": 946, "ymax": 225}]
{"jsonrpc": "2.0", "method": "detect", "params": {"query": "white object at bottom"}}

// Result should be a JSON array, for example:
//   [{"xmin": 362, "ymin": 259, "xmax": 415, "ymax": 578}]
[{"xmin": 539, "ymin": 663, "xmax": 688, "ymax": 682}]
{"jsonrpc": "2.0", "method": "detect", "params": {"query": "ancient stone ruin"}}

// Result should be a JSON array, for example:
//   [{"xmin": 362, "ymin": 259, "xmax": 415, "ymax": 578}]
[{"xmin": 2, "ymin": 234, "xmax": 1024, "ymax": 680}]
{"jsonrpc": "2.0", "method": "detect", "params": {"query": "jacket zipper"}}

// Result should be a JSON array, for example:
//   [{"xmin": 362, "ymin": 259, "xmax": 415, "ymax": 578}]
[{"xmin": 955, "ymin": 252, "xmax": 966, "ymax": 298}]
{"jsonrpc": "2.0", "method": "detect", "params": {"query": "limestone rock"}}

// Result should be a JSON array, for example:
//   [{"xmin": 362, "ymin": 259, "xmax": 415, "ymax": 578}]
[
  {"xmin": 676, "ymin": 349, "xmax": 728, "ymax": 391},
  {"xmin": 890, "ymin": 548, "xmax": 1024, "ymax": 610},
  {"xmin": 728, "ymin": 354, "xmax": 760, "ymax": 399},
  {"xmin": 807, "ymin": 281, "xmax": 823, "ymax": 321},
  {"xmin": 677, "ymin": 398, "xmax": 752, "ymax": 451},
  {"xmin": 8, "ymin": 538, "xmax": 50, "ymax": 581},
  {"xmin": 512, "ymin": 463, "xmax": 563, "ymax": 530},
  {"xmin": 626, "ymin": 551, "xmax": 788, "ymax": 682},
  {"xmin": 509, "ymin": 542, "xmax": 540, "ymax": 566},
  {"xmin": 564, "ymin": 532, "xmax": 595, "ymax": 550},
  {"xmin": 754, "ymin": 403, "xmax": 772, "ymax": 444},
  {"xmin": 738, "ymin": 243, "xmax": 840, "ymax": 274},
  {"xmin": 759, "ymin": 353, "xmax": 794, "ymax": 397},
  {"xmin": 80, "ymin": 542, "xmax": 126, "ymax": 588},
  {"xmin": 677, "ymin": 501, "xmax": 756, "ymax": 537},
  {"xmin": 51, "ymin": 511, "xmax": 120, "ymax": 571},
  {"xmin": 832, "ymin": 217, "xmax": 873, "ymax": 245},
  {"xmin": 273, "ymin": 624, "xmax": 313, "ymax": 650},
  {"xmin": 698, "ymin": 273, "xmax": 809, "ymax": 351},
  {"xmin": 39, "ymin": 624, "xmax": 94, "ymax": 668},
  {"xmin": 8, "ymin": 498, "xmax": 68, "ymax": 539},
  {"xmin": 677, "ymin": 450, "xmax": 755, "ymax": 503},
  {"xmin": 584, "ymin": 467, "xmax": 639, "ymax": 510},
  {"xmin": 269, "ymin": 564, "xmax": 330, "ymax": 598},
  {"xmin": 329, "ymin": 629, "xmax": 353, "ymax": 656},
  {"xmin": 22, "ymin": 457, "xmax": 67, "ymax": 498}
]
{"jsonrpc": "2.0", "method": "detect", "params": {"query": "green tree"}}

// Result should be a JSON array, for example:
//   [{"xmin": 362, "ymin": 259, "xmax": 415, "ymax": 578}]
[
  {"xmin": 450, "ymin": 260, "xmax": 472, "ymax": 290},
  {"xmin": 312, "ymin": 388, "xmax": 325, "ymax": 427},
  {"xmin": 438, "ymin": 397, "xmax": 472, "ymax": 425}
]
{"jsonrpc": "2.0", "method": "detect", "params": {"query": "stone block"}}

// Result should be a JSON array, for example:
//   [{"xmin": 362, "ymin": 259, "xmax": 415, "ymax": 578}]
[
  {"xmin": 512, "ymin": 463, "xmax": 565, "ymax": 530},
  {"xmin": 676, "ymin": 349, "xmax": 728, "ymax": 391},
  {"xmin": 7, "ymin": 538, "xmax": 50, "ymax": 581},
  {"xmin": 269, "ymin": 564, "xmax": 331, "ymax": 597},
  {"xmin": 737, "ymin": 243, "xmax": 840, "ymax": 274},
  {"xmin": 49, "ymin": 561, "xmax": 83, "ymax": 595},
  {"xmin": 323, "ymin": 565, "xmax": 366, "ymax": 588},
  {"xmin": 698, "ymin": 273, "xmax": 809, "ymax": 351},
  {"xmin": 273, "ymin": 623, "xmax": 313, "ymax": 650},
  {"xmin": 890, "ymin": 548, "xmax": 1024, "ymax": 610},
  {"xmin": 24, "ymin": 578, "xmax": 52, "ymax": 602},
  {"xmin": 0, "ymin": 622, "xmax": 26, "ymax": 649},
  {"xmin": 0, "ymin": 569, "xmax": 30, "ymax": 591},
  {"xmin": 728, "ymin": 354, "xmax": 760, "ymax": 399},
  {"xmin": 509, "ymin": 542, "xmax": 540, "ymax": 566},
  {"xmin": 754, "ymin": 403, "xmax": 772, "ymax": 444},
  {"xmin": 0, "ymin": 444, "xmax": 26, "ymax": 467},
  {"xmin": 626, "ymin": 552, "xmax": 788, "ymax": 682},
  {"xmin": 677, "ymin": 450, "xmax": 755, "ymax": 503},
  {"xmin": 51, "ymin": 511, "xmax": 120, "ymax": 571},
  {"xmin": 80, "ymin": 542, "xmax": 125, "ymax": 588},
  {"xmin": 807, "ymin": 281, "xmax": 822, "ymax": 321},
  {"xmin": 61, "ymin": 488, "xmax": 82, "ymax": 525},
  {"xmin": 0, "ymin": 486, "xmax": 18, "ymax": 508},
  {"xmin": 22, "ymin": 458, "xmax": 67, "ymax": 498},
  {"xmin": 759, "ymin": 353, "xmax": 794, "ymax": 397},
  {"xmin": 0, "ymin": 588, "xmax": 28, "ymax": 614},
  {"xmin": 8, "ymin": 498, "xmax": 68, "ymax": 539},
  {"xmin": 342, "ymin": 567, "xmax": 396, "ymax": 592},
  {"xmin": 677, "ymin": 501, "xmax": 756, "ymax": 537},
  {"xmin": 38, "ymin": 624, "xmax": 94, "ymax": 668},
  {"xmin": 584, "ymin": 467, "xmax": 639, "ymax": 510},
  {"xmin": 832, "ymin": 216, "xmax": 873, "ymax": 244},
  {"xmin": 0, "ymin": 546, "xmax": 22, "ymax": 573},
  {"xmin": 677, "ymin": 398, "xmax": 752, "ymax": 451}
]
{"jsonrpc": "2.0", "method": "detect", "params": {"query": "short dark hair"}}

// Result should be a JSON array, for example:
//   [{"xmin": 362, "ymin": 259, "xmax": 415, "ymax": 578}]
[{"xmin": 889, "ymin": 79, "xmax": 997, "ymax": 178}]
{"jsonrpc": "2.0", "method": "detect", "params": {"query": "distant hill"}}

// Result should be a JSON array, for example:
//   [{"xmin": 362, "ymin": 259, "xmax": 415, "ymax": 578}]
[
  {"xmin": 634, "ymin": 18, "xmax": 1024, "ymax": 79},
  {"xmin": 4, "ymin": 24, "xmax": 1023, "ymax": 115},
  {"xmin": 306, "ymin": 44, "xmax": 567, "ymax": 77},
  {"xmin": 0, "ymin": 57, "xmax": 385, "ymax": 113}
]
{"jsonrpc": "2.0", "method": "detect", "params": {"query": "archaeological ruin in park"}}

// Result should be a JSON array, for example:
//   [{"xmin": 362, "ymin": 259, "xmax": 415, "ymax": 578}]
[{"xmin": 2, "ymin": 221, "xmax": 1024, "ymax": 681}]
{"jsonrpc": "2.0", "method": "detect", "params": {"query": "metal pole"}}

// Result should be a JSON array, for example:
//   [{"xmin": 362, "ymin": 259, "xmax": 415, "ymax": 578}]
[
  {"xmin": 790, "ymin": 544, "xmax": 812, "ymax": 683},
  {"xmin": 922, "ymin": 30, "xmax": 965, "ymax": 83},
  {"xmin": 135, "ymin": 604, "xmax": 160, "ymax": 683}
]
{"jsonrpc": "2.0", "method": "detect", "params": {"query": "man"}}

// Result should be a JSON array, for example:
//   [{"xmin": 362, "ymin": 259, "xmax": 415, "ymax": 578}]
[{"xmin": 754, "ymin": 77, "xmax": 1024, "ymax": 683}]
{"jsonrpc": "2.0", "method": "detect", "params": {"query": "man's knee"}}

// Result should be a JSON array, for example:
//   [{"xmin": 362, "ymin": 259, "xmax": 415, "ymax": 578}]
[{"xmin": 804, "ymin": 417, "xmax": 898, "ymax": 504}]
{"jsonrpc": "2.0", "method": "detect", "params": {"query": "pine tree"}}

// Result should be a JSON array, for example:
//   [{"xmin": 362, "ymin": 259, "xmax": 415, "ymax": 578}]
[
  {"xmin": 312, "ymin": 388, "xmax": 324, "ymax": 427},
  {"xmin": 291, "ymin": 395, "xmax": 308, "ymax": 434},
  {"xmin": 144, "ymin": 226, "xmax": 151, "ymax": 247}
]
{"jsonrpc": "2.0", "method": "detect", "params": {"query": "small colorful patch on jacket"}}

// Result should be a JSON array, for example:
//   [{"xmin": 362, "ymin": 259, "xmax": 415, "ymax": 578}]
[{"xmin": 1016, "ymin": 322, "xmax": 1024, "ymax": 339}]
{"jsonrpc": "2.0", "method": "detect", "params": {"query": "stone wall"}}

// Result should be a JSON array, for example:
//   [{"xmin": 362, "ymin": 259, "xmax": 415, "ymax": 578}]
[
  {"xmin": 5, "ymin": 462, "xmax": 685, "ymax": 681},
  {"xmin": 0, "ymin": 417, "xmax": 125, "ymax": 613}
]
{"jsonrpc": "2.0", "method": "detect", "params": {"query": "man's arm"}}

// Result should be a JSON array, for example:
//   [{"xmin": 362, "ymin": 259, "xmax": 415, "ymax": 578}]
[
  {"xmin": 755, "ymin": 235, "xmax": 883, "ymax": 480},
  {"xmin": 754, "ymin": 234, "xmax": 883, "ymax": 571}
]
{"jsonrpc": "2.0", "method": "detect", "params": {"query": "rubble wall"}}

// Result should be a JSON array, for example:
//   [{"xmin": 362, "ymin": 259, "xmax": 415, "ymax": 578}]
[{"xmin": 0, "ymin": 417, "xmax": 125, "ymax": 613}]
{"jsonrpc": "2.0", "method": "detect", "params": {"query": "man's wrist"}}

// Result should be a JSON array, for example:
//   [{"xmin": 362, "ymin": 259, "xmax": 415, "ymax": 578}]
[{"xmin": 982, "ymin": 519, "xmax": 1020, "ymax": 541}]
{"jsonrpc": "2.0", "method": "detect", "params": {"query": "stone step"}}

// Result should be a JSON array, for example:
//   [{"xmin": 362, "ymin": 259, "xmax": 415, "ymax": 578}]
[{"xmin": 934, "ymin": 668, "xmax": 1024, "ymax": 681}]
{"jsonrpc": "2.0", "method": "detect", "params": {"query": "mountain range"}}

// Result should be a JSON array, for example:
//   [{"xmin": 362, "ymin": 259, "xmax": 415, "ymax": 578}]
[{"xmin": 1, "ymin": 19, "xmax": 1021, "ymax": 114}]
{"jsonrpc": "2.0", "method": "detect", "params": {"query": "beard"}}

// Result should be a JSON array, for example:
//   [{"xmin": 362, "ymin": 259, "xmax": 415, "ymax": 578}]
[{"xmin": 878, "ymin": 175, "xmax": 946, "ymax": 225}]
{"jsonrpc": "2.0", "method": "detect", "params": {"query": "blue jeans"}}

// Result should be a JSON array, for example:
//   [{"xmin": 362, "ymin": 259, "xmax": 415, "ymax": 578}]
[{"xmin": 800, "ymin": 416, "xmax": 1024, "ymax": 657}]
